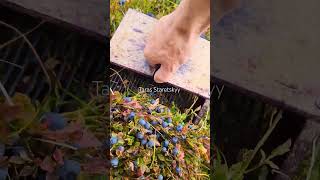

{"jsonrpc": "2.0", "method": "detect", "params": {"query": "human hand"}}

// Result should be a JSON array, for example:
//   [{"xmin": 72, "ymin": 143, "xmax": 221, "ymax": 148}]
[
  {"xmin": 144, "ymin": 13, "xmax": 200, "ymax": 83},
  {"xmin": 144, "ymin": 0, "xmax": 239, "ymax": 83}
]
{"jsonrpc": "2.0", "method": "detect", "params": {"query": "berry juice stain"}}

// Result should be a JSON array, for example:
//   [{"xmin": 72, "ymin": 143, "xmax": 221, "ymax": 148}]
[
  {"xmin": 133, "ymin": 28, "xmax": 143, "ymax": 34},
  {"xmin": 177, "ymin": 60, "xmax": 192, "ymax": 75}
]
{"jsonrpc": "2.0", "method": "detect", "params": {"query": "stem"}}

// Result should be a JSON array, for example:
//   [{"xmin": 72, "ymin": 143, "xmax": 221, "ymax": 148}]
[
  {"xmin": 0, "ymin": 21, "xmax": 45, "ymax": 50},
  {"xmin": 0, "ymin": 59, "xmax": 23, "ymax": 69},
  {"xmin": 0, "ymin": 81, "xmax": 14, "ymax": 106},
  {"xmin": 0, "ymin": 20, "xmax": 52, "ymax": 93},
  {"xmin": 245, "ymin": 163, "xmax": 264, "ymax": 174},
  {"xmin": 240, "ymin": 111, "xmax": 282, "ymax": 177},
  {"xmin": 33, "ymin": 138, "xmax": 78, "ymax": 150},
  {"xmin": 306, "ymin": 135, "xmax": 319, "ymax": 180}
]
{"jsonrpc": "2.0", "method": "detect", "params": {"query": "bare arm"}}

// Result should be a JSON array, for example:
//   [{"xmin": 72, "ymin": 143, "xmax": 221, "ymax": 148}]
[{"xmin": 144, "ymin": 0, "xmax": 238, "ymax": 83}]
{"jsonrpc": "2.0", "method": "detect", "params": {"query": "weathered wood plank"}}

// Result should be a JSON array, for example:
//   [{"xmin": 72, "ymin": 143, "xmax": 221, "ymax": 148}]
[
  {"xmin": 214, "ymin": 0, "xmax": 320, "ymax": 117},
  {"xmin": 111, "ymin": 9, "xmax": 210, "ymax": 99}
]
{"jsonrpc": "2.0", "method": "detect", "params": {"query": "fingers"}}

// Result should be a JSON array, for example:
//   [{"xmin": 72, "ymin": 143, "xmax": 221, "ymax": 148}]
[
  {"xmin": 144, "ymin": 45, "xmax": 157, "ymax": 67},
  {"xmin": 154, "ymin": 63, "xmax": 179, "ymax": 83}
]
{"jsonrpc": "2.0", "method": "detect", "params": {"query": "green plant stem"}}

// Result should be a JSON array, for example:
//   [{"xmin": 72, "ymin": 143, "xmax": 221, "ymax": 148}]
[
  {"xmin": 240, "ymin": 111, "xmax": 282, "ymax": 176},
  {"xmin": 33, "ymin": 138, "xmax": 78, "ymax": 150},
  {"xmin": 306, "ymin": 135, "xmax": 319, "ymax": 180},
  {"xmin": 245, "ymin": 162, "xmax": 264, "ymax": 174}
]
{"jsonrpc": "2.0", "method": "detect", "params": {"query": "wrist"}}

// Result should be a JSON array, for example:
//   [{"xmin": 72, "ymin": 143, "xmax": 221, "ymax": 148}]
[{"xmin": 172, "ymin": 0, "xmax": 210, "ymax": 36}]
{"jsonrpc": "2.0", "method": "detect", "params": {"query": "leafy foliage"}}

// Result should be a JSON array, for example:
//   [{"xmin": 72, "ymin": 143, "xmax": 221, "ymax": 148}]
[
  {"xmin": 0, "ymin": 93, "xmax": 108, "ymax": 179},
  {"xmin": 213, "ymin": 110, "xmax": 292, "ymax": 180},
  {"xmin": 110, "ymin": 91, "xmax": 210, "ymax": 179}
]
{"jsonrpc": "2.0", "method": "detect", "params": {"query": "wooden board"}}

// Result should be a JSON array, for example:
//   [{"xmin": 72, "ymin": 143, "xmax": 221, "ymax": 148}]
[
  {"xmin": 214, "ymin": 0, "xmax": 320, "ymax": 117},
  {"xmin": 1, "ymin": 0, "xmax": 108, "ymax": 37},
  {"xmin": 111, "ymin": 9, "xmax": 210, "ymax": 99}
]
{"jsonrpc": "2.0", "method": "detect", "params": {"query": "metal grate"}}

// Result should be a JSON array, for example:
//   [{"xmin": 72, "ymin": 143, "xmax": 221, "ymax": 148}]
[
  {"xmin": 110, "ymin": 64, "xmax": 206, "ymax": 111},
  {"xmin": 0, "ymin": 6, "xmax": 107, "ymax": 102}
]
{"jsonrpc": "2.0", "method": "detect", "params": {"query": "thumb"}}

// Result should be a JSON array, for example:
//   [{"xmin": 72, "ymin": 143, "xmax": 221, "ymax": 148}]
[{"xmin": 153, "ymin": 64, "xmax": 178, "ymax": 83}]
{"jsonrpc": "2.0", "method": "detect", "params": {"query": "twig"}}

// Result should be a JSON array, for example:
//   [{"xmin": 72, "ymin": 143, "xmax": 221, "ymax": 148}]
[
  {"xmin": 0, "ymin": 59, "xmax": 23, "ymax": 69},
  {"xmin": 33, "ymin": 138, "xmax": 77, "ymax": 150},
  {"xmin": 110, "ymin": 88, "xmax": 115, "ymax": 95},
  {"xmin": 0, "ymin": 20, "xmax": 52, "ymax": 93},
  {"xmin": 110, "ymin": 68, "xmax": 128, "ymax": 93},
  {"xmin": 0, "ymin": 81, "xmax": 14, "ymax": 106},
  {"xmin": 0, "ymin": 20, "xmax": 45, "ymax": 50},
  {"xmin": 306, "ymin": 135, "xmax": 319, "ymax": 180}
]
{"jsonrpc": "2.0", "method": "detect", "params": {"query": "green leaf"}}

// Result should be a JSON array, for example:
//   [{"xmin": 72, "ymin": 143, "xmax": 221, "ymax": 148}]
[
  {"xmin": 125, "ymin": 136, "xmax": 134, "ymax": 146},
  {"xmin": 194, "ymin": 106, "xmax": 202, "ymax": 112},
  {"xmin": 229, "ymin": 162, "xmax": 245, "ymax": 180},
  {"xmin": 213, "ymin": 163, "xmax": 229, "ymax": 180},
  {"xmin": 113, "ymin": 122, "xmax": 123, "ymax": 131},
  {"xmin": 265, "ymin": 160, "xmax": 279, "ymax": 170},
  {"xmin": 157, "ymin": 154, "xmax": 165, "ymax": 162},
  {"xmin": 9, "ymin": 156, "xmax": 25, "ymax": 164},
  {"xmin": 238, "ymin": 149, "xmax": 254, "ymax": 163},
  {"xmin": 259, "ymin": 150, "xmax": 266, "ymax": 165},
  {"xmin": 268, "ymin": 139, "xmax": 291, "ymax": 159}
]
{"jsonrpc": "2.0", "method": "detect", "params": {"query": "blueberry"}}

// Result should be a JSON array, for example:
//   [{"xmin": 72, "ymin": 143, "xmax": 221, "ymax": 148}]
[
  {"xmin": 111, "ymin": 158, "xmax": 119, "ymax": 167},
  {"xmin": 176, "ymin": 124, "xmax": 183, "ymax": 132},
  {"xmin": 200, "ymin": 33, "xmax": 206, "ymax": 39},
  {"xmin": 141, "ymin": 139, "xmax": 147, "ymax": 145},
  {"xmin": 162, "ymin": 122, "xmax": 168, "ymax": 128},
  {"xmin": 41, "ymin": 112, "xmax": 67, "ymax": 131},
  {"xmin": 136, "ymin": 132, "xmax": 144, "ymax": 140},
  {"xmin": 156, "ymin": 133, "xmax": 161, "ymax": 139},
  {"xmin": 58, "ymin": 160, "xmax": 81, "ymax": 179},
  {"xmin": 182, "ymin": 136, "xmax": 186, "ymax": 140},
  {"xmin": 188, "ymin": 125, "xmax": 193, "ymax": 129},
  {"xmin": 172, "ymin": 137, "xmax": 178, "ymax": 144},
  {"xmin": 144, "ymin": 123, "xmax": 151, "ymax": 129},
  {"xmin": 110, "ymin": 136, "xmax": 118, "ymax": 145},
  {"xmin": 128, "ymin": 112, "xmax": 135, "ymax": 120},
  {"xmin": 161, "ymin": 147, "xmax": 167, "ymax": 152},
  {"xmin": 163, "ymin": 140, "xmax": 169, "ymax": 147},
  {"xmin": 151, "ymin": 120, "xmax": 158, "ymax": 125},
  {"xmin": 176, "ymin": 167, "xmax": 181, "ymax": 174},
  {"xmin": 118, "ymin": 146, "xmax": 124, "ymax": 152},
  {"xmin": 158, "ymin": 175, "xmax": 164, "ymax": 180},
  {"xmin": 147, "ymin": 109, "xmax": 152, "ymax": 114},
  {"xmin": 0, "ymin": 168, "xmax": 8, "ymax": 179},
  {"xmin": 150, "ymin": 99, "xmax": 156, "ymax": 104},
  {"xmin": 123, "ymin": 97, "xmax": 131, "ymax": 102},
  {"xmin": 173, "ymin": 147, "xmax": 179, "ymax": 156},
  {"xmin": 147, "ymin": 140, "xmax": 155, "ymax": 148},
  {"xmin": 145, "ymin": 130, "xmax": 153, "ymax": 135},
  {"xmin": 167, "ymin": 118, "xmax": 172, "ymax": 123},
  {"xmin": 0, "ymin": 143, "xmax": 5, "ymax": 156},
  {"xmin": 139, "ymin": 119, "xmax": 146, "ymax": 126},
  {"xmin": 156, "ymin": 107, "xmax": 163, "ymax": 113},
  {"xmin": 147, "ymin": 13, "xmax": 155, "ymax": 18},
  {"xmin": 111, "ymin": 108, "xmax": 116, "ymax": 112}
]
